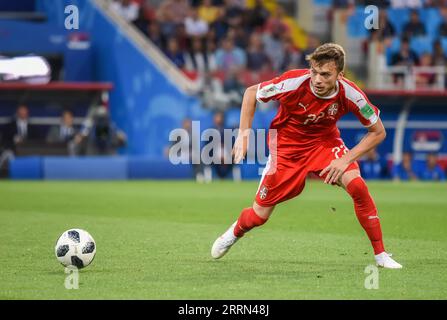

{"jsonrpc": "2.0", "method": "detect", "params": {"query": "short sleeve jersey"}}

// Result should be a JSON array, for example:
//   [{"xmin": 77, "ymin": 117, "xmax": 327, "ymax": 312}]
[{"xmin": 256, "ymin": 69, "xmax": 380, "ymax": 155}]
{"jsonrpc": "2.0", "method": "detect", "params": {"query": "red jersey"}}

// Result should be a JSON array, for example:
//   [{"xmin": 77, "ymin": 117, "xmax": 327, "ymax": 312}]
[{"xmin": 256, "ymin": 69, "xmax": 380, "ymax": 155}]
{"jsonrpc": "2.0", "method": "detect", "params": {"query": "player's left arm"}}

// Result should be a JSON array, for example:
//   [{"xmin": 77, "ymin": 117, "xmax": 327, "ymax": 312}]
[{"xmin": 320, "ymin": 118, "xmax": 386, "ymax": 185}]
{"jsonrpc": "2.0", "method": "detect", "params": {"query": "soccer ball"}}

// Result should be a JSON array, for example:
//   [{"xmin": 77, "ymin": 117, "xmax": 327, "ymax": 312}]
[{"xmin": 55, "ymin": 229, "xmax": 96, "ymax": 269}]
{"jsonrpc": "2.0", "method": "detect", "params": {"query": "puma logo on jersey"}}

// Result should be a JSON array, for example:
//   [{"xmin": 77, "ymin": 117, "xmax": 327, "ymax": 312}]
[{"xmin": 298, "ymin": 103, "xmax": 309, "ymax": 111}]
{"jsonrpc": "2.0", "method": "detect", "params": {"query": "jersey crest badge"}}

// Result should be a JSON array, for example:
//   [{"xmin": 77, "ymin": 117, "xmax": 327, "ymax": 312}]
[
  {"xmin": 328, "ymin": 103, "xmax": 339, "ymax": 116},
  {"xmin": 259, "ymin": 185, "xmax": 268, "ymax": 200}
]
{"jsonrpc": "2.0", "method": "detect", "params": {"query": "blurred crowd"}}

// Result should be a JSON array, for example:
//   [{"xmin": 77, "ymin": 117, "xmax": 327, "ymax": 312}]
[
  {"xmin": 358, "ymin": 147, "xmax": 446, "ymax": 181},
  {"xmin": 109, "ymin": 0, "xmax": 447, "ymax": 92},
  {"xmin": 107, "ymin": 0, "xmax": 447, "ymax": 182},
  {"xmin": 110, "ymin": 0, "xmax": 316, "ymax": 110},
  {"xmin": 342, "ymin": 1, "xmax": 447, "ymax": 89},
  {"xmin": 371, "ymin": 9, "xmax": 447, "ymax": 88}
]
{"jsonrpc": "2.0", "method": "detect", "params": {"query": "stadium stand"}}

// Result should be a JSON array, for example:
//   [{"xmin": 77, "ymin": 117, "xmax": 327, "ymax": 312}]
[{"xmin": 1, "ymin": 0, "xmax": 446, "ymax": 181}]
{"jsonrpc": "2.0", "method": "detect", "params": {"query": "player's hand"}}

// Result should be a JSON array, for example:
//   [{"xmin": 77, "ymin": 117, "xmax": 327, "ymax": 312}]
[
  {"xmin": 232, "ymin": 130, "xmax": 249, "ymax": 164},
  {"xmin": 319, "ymin": 158, "xmax": 350, "ymax": 185}
]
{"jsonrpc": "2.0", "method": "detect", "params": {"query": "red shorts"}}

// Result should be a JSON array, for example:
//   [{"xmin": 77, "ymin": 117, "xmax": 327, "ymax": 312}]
[{"xmin": 255, "ymin": 138, "xmax": 359, "ymax": 207}]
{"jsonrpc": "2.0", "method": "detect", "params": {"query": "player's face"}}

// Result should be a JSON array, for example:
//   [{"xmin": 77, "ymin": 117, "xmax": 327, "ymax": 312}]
[{"xmin": 309, "ymin": 61, "xmax": 342, "ymax": 97}]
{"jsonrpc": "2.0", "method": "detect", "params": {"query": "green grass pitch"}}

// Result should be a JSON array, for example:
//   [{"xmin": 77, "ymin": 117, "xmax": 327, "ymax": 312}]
[{"xmin": 0, "ymin": 180, "xmax": 446, "ymax": 299}]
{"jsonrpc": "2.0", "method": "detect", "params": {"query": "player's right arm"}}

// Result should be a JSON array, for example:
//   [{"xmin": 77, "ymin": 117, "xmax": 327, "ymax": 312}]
[
  {"xmin": 233, "ymin": 69, "xmax": 309, "ymax": 163},
  {"xmin": 232, "ymin": 84, "xmax": 257, "ymax": 164}
]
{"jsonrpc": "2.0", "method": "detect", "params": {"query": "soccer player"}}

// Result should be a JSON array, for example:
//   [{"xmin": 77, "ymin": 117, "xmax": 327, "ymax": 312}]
[{"xmin": 211, "ymin": 43, "xmax": 402, "ymax": 269}]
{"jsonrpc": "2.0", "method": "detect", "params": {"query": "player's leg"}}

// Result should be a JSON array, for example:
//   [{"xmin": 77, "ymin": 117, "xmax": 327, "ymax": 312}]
[
  {"xmin": 211, "ymin": 203, "xmax": 274, "ymax": 259},
  {"xmin": 211, "ymin": 155, "xmax": 307, "ymax": 259},
  {"xmin": 233, "ymin": 201, "xmax": 275, "ymax": 237},
  {"xmin": 340, "ymin": 169, "xmax": 402, "ymax": 269}
]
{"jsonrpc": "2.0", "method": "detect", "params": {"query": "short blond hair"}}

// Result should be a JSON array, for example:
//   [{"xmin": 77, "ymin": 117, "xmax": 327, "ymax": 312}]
[{"xmin": 306, "ymin": 43, "xmax": 346, "ymax": 73}]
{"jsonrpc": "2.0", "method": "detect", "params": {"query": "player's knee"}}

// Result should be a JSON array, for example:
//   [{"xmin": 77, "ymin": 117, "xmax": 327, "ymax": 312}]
[
  {"xmin": 252, "ymin": 202, "xmax": 274, "ymax": 220},
  {"xmin": 341, "ymin": 169, "xmax": 361, "ymax": 188}
]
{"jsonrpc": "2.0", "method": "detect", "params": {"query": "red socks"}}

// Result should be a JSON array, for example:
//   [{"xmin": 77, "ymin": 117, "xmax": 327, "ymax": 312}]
[
  {"xmin": 233, "ymin": 207, "xmax": 267, "ymax": 237},
  {"xmin": 346, "ymin": 177, "xmax": 385, "ymax": 255},
  {"xmin": 233, "ymin": 178, "xmax": 385, "ymax": 255}
]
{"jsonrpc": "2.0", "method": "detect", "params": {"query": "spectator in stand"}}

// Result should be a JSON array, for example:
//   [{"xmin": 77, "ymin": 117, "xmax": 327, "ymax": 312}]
[
  {"xmin": 246, "ymin": 0, "xmax": 269, "ymax": 32},
  {"xmin": 209, "ymin": 7, "xmax": 229, "ymax": 44},
  {"xmin": 157, "ymin": 0, "xmax": 190, "ymax": 39},
  {"xmin": 205, "ymin": 38, "xmax": 218, "ymax": 69},
  {"xmin": 300, "ymin": 34, "xmax": 320, "ymax": 68},
  {"xmin": 174, "ymin": 22, "xmax": 189, "ymax": 51},
  {"xmin": 2, "ymin": 105, "xmax": 38, "ymax": 154},
  {"xmin": 1, "ymin": 104, "xmax": 39, "ymax": 171},
  {"xmin": 198, "ymin": 0, "xmax": 220, "ymax": 25},
  {"xmin": 392, "ymin": 152, "xmax": 419, "ymax": 181},
  {"xmin": 359, "ymin": 147, "xmax": 389, "ymax": 180},
  {"xmin": 184, "ymin": 37, "xmax": 217, "ymax": 74},
  {"xmin": 133, "ymin": 6, "xmax": 149, "ymax": 34},
  {"xmin": 222, "ymin": 67, "xmax": 245, "ymax": 106},
  {"xmin": 369, "ymin": 10, "xmax": 395, "ymax": 42},
  {"xmin": 110, "ymin": 0, "xmax": 140, "ymax": 23},
  {"xmin": 279, "ymin": 36, "xmax": 302, "ymax": 72},
  {"xmin": 158, "ymin": 0, "xmax": 190, "ymax": 24},
  {"xmin": 391, "ymin": 38, "xmax": 419, "ymax": 67},
  {"xmin": 432, "ymin": 39, "xmax": 446, "ymax": 66},
  {"xmin": 164, "ymin": 37, "xmax": 185, "ymax": 68},
  {"xmin": 390, "ymin": 37, "xmax": 419, "ymax": 87},
  {"xmin": 420, "ymin": 153, "xmax": 446, "ymax": 181},
  {"xmin": 145, "ymin": 21, "xmax": 166, "ymax": 49},
  {"xmin": 264, "ymin": 6, "xmax": 290, "ymax": 37},
  {"xmin": 226, "ymin": 26, "xmax": 248, "ymax": 50},
  {"xmin": 415, "ymin": 52, "xmax": 436, "ymax": 88},
  {"xmin": 185, "ymin": 7, "xmax": 209, "ymax": 38},
  {"xmin": 46, "ymin": 110, "xmax": 76, "ymax": 144},
  {"xmin": 402, "ymin": 10, "xmax": 426, "ymax": 38},
  {"xmin": 207, "ymin": 111, "xmax": 241, "ymax": 181},
  {"xmin": 246, "ymin": 33, "xmax": 271, "ymax": 72},
  {"xmin": 46, "ymin": 110, "xmax": 78, "ymax": 156},
  {"xmin": 223, "ymin": 0, "xmax": 245, "ymax": 29},
  {"xmin": 438, "ymin": 8, "xmax": 447, "ymax": 37},
  {"xmin": 215, "ymin": 37, "xmax": 246, "ymax": 72},
  {"xmin": 262, "ymin": 22, "xmax": 286, "ymax": 71}
]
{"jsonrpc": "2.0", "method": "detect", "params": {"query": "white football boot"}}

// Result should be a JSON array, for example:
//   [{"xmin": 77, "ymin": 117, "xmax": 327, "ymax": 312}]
[
  {"xmin": 375, "ymin": 252, "xmax": 403, "ymax": 269},
  {"xmin": 211, "ymin": 222, "xmax": 240, "ymax": 259}
]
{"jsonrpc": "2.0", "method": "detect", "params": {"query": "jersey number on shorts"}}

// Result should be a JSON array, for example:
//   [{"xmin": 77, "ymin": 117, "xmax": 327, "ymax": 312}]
[{"xmin": 332, "ymin": 144, "xmax": 348, "ymax": 159}]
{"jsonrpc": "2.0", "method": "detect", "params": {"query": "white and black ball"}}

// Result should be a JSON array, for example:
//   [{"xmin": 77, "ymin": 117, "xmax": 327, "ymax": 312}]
[{"xmin": 55, "ymin": 229, "xmax": 96, "ymax": 269}]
